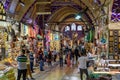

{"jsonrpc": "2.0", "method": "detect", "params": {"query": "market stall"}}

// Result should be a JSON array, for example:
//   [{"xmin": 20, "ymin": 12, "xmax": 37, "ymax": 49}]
[{"xmin": 50, "ymin": 33, "xmax": 60, "ymax": 51}]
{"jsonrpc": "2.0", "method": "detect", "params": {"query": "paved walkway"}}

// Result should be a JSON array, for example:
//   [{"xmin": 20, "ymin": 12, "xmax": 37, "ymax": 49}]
[
  {"xmin": 31, "ymin": 63, "xmax": 81, "ymax": 80},
  {"xmin": 28, "ymin": 63, "xmax": 119, "ymax": 80}
]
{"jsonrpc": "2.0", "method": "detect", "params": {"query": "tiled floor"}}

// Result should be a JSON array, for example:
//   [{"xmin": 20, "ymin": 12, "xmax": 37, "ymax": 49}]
[
  {"xmin": 30, "ymin": 63, "xmax": 119, "ymax": 80},
  {"xmin": 32, "ymin": 65, "xmax": 81, "ymax": 80}
]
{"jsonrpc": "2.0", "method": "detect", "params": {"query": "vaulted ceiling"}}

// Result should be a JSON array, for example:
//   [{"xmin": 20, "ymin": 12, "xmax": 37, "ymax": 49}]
[{"xmin": 1, "ymin": 0, "xmax": 114, "ymax": 27}]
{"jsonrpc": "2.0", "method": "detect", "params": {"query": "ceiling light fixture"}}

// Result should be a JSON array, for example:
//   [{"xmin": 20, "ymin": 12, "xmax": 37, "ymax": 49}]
[
  {"xmin": 19, "ymin": 0, "xmax": 25, "ymax": 6},
  {"xmin": 75, "ymin": 15, "xmax": 81, "ymax": 20}
]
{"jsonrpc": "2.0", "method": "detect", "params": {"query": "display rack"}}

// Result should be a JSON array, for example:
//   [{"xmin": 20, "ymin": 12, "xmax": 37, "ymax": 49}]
[{"xmin": 109, "ymin": 30, "xmax": 120, "ymax": 54}]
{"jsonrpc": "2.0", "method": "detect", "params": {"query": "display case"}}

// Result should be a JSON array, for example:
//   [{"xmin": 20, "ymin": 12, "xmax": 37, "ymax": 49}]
[
  {"xmin": 0, "ymin": 64, "xmax": 16, "ymax": 80},
  {"xmin": 109, "ymin": 30, "xmax": 120, "ymax": 54}
]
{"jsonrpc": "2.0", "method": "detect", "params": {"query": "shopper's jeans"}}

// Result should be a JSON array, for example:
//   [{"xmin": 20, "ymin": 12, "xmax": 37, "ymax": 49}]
[
  {"xmin": 54, "ymin": 55, "xmax": 57, "ymax": 62},
  {"xmin": 30, "ymin": 62, "xmax": 34, "ymax": 72},
  {"xmin": 48, "ymin": 61, "xmax": 52, "ymax": 66},
  {"xmin": 40, "ymin": 60, "xmax": 44, "ymax": 71},
  {"xmin": 60, "ymin": 58, "xmax": 63, "ymax": 67},
  {"xmin": 17, "ymin": 69, "xmax": 27, "ymax": 80},
  {"xmin": 80, "ymin": 68, "xmax": 89, "ymax": 80}
]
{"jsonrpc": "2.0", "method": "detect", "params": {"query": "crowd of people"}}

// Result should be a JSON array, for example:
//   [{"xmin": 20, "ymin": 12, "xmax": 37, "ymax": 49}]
[
  {"xmin": 16, "ymin": 38, "xmax": 96, "ymax": 80},
  {"xmin": 16, "ymin": 38, "xmax": 62, "ymax": 80}
]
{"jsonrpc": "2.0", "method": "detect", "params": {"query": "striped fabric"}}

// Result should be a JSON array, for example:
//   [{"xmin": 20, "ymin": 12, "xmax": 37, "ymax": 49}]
[{"xmin": 17, "ymin": 55, "xmax": 27, "ymax": 70}]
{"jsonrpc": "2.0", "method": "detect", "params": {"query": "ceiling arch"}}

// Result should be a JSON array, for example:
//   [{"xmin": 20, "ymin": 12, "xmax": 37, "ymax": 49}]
[
  {"xmin": 20, "ymin": 0, "xmax": 96, "ymax": 24},
  {"xmin": 48, "ymin": 6, "xmax": 78, "ymax": 22},
  {"xmin": 2, "ymin": 0, "xmax": 112, "ymax": 25},
  {"xmin": 47, "ymin": 6, "xmax": 94, "ymax": 30},
  {"xmin": 60, "ymin": 17, "xmax": 86, "ymax": 32}
]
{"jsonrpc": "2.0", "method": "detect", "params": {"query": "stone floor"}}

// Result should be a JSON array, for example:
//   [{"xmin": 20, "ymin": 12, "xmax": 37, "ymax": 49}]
[
  {"xmin": 27, "ymin": 63, "xmax": 119, "ymax": 80},
  {"xmin": 31, "ymin": 64, "xmax": 81, "ymax": 80}
]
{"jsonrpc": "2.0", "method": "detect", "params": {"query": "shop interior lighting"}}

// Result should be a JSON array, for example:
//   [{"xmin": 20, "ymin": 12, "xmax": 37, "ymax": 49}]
[
  {"xmin": 19, "ymin": 0, "xmax": 25, "ymax": 6},
  {"xmin": 45, "ymin": 23, "xmax": 48, "ymax": 27},
  {"xmin": 75, "ymin": 14, "xmax": 81, "ymax": 20}
]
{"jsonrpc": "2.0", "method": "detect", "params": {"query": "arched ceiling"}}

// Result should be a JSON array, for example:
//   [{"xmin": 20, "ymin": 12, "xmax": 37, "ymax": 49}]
[{"xmin": 1, "ymin": 0, "xmax": 114, "ymax": 26}]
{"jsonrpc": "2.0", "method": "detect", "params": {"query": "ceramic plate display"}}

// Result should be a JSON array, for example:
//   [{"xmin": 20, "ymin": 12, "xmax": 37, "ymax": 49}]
[
  {"xmin": 119, "ymin": 44, "xmax": 120, "ymax": 48},
  {"xmin": 109, "ymin": 42, "xmax": 113, "ymax": 46},
  {"xmin": 109, "ymin": 55, "xmax": 113, "ymax": 59},
  {"xmin": 114, "ymin": 56, "xmax": 119, "ymax": 60},
  {"xmin": 110, "ymin": 31, "xmax": 113, "ymax": 36},
  {"xmin": 119, "ymin": 31, "xmax": 120, "ymax": 36},
  {"xmin": 109, "ymin": 37, "xmax": 113, "ymax": 41}
]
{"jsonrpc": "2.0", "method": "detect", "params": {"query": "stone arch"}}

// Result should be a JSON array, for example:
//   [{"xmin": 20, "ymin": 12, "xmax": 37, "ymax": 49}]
[{"xmin": 48, "ymin": 6, "xmax": 92, "ymax": 31}]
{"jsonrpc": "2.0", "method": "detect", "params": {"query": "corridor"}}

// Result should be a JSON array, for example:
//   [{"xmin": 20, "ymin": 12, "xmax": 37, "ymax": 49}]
[{"xmin": 33, "ymin": 65, "xmax": 80, "ymax": 80}]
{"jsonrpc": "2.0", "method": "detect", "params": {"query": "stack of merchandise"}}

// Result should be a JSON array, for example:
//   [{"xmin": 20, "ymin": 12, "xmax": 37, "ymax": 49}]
[{"xmin": 0, "ymin": 66, "xmax": 15, "ymax": 80}]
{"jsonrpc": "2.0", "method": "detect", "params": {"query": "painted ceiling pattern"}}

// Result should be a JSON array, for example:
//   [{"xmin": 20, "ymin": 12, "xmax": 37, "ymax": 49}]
[{"xmin": 111, "ymin": 0, "xmax": 120, "ymax": 22}]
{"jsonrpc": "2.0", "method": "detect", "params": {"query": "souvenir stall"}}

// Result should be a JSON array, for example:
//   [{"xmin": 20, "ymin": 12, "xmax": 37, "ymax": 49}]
[
  {"xmin": 49, "ymin": 25, "xmax": 61, "ymax": 51},
  {"xmin": 50, "ymin": 32, "xmax": 60, "ymax": 51},
  {"xmin": 20, "ymin": 23, "xmax": 29, "ymax": 44},
  {"xmin": 88, "ymin": 23, "xmax": 120, "ymax": 80},
  {"xmin": 45, "ymin": 30, "xmax": 51, "ymax": 50},
  {"xmin": 0, "ymin": 0, "xmax": 7, "ymax": 60},
  {"xmin": 37, "ymin": 34, "xmax": 43, "ymax": 49},
  {"xmin": 36, "ymin": 27, "xmax": 44, "ymax": 50},
  {"xmin": 0, "ymin": 1, "xmax": 16, "ymax": 80},
  {"xmin": 0, "ymin": 23, "xmax": 19, "ymax": 80}
]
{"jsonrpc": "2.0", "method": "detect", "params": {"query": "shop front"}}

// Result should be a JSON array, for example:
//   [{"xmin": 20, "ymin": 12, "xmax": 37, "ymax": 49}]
[
  {"xmin": 0, "ymin": 1, "xmax": 16, "ymax": 80},
  {"xmin": 49, "ymin": 31, "xmax": 60, "ymax": 51}
]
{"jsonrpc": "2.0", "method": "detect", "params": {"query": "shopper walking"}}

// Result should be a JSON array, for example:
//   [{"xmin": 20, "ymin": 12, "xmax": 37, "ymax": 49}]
[
  {"xmin": 48, "ymin": 50, "xmax": 52, "ymax": 66},
  {"xmin": 17, "ymin": 49, "xmax": 27, "ymax": 80},
  {"xmin": 74, "ymin": 47, "xmax": 79, "ymax": 64},
  {"xmin": 44, "ymin": 49, "xmax": 48, "ymax": 62},
  {"xmin": 59, "ymin": 49, "xmax": 63, "ymax": 67},
  {"xmin": 53, "ymin": 48, "xmax": 57, "ymax": 62},
  {"xmin": 29, "ymin": 50, "xmax": 34, "ymax": 73},
  {"xmin": 78, "ymin": 50, "xmax": 89, "ymax": 80},
  {"xmin": 25, "ymin": 48, "xmax": 34, "ymax": 80},
  {"xmin": 38, "ymin": 48, "xmax": 44, "ymax": 71}
]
